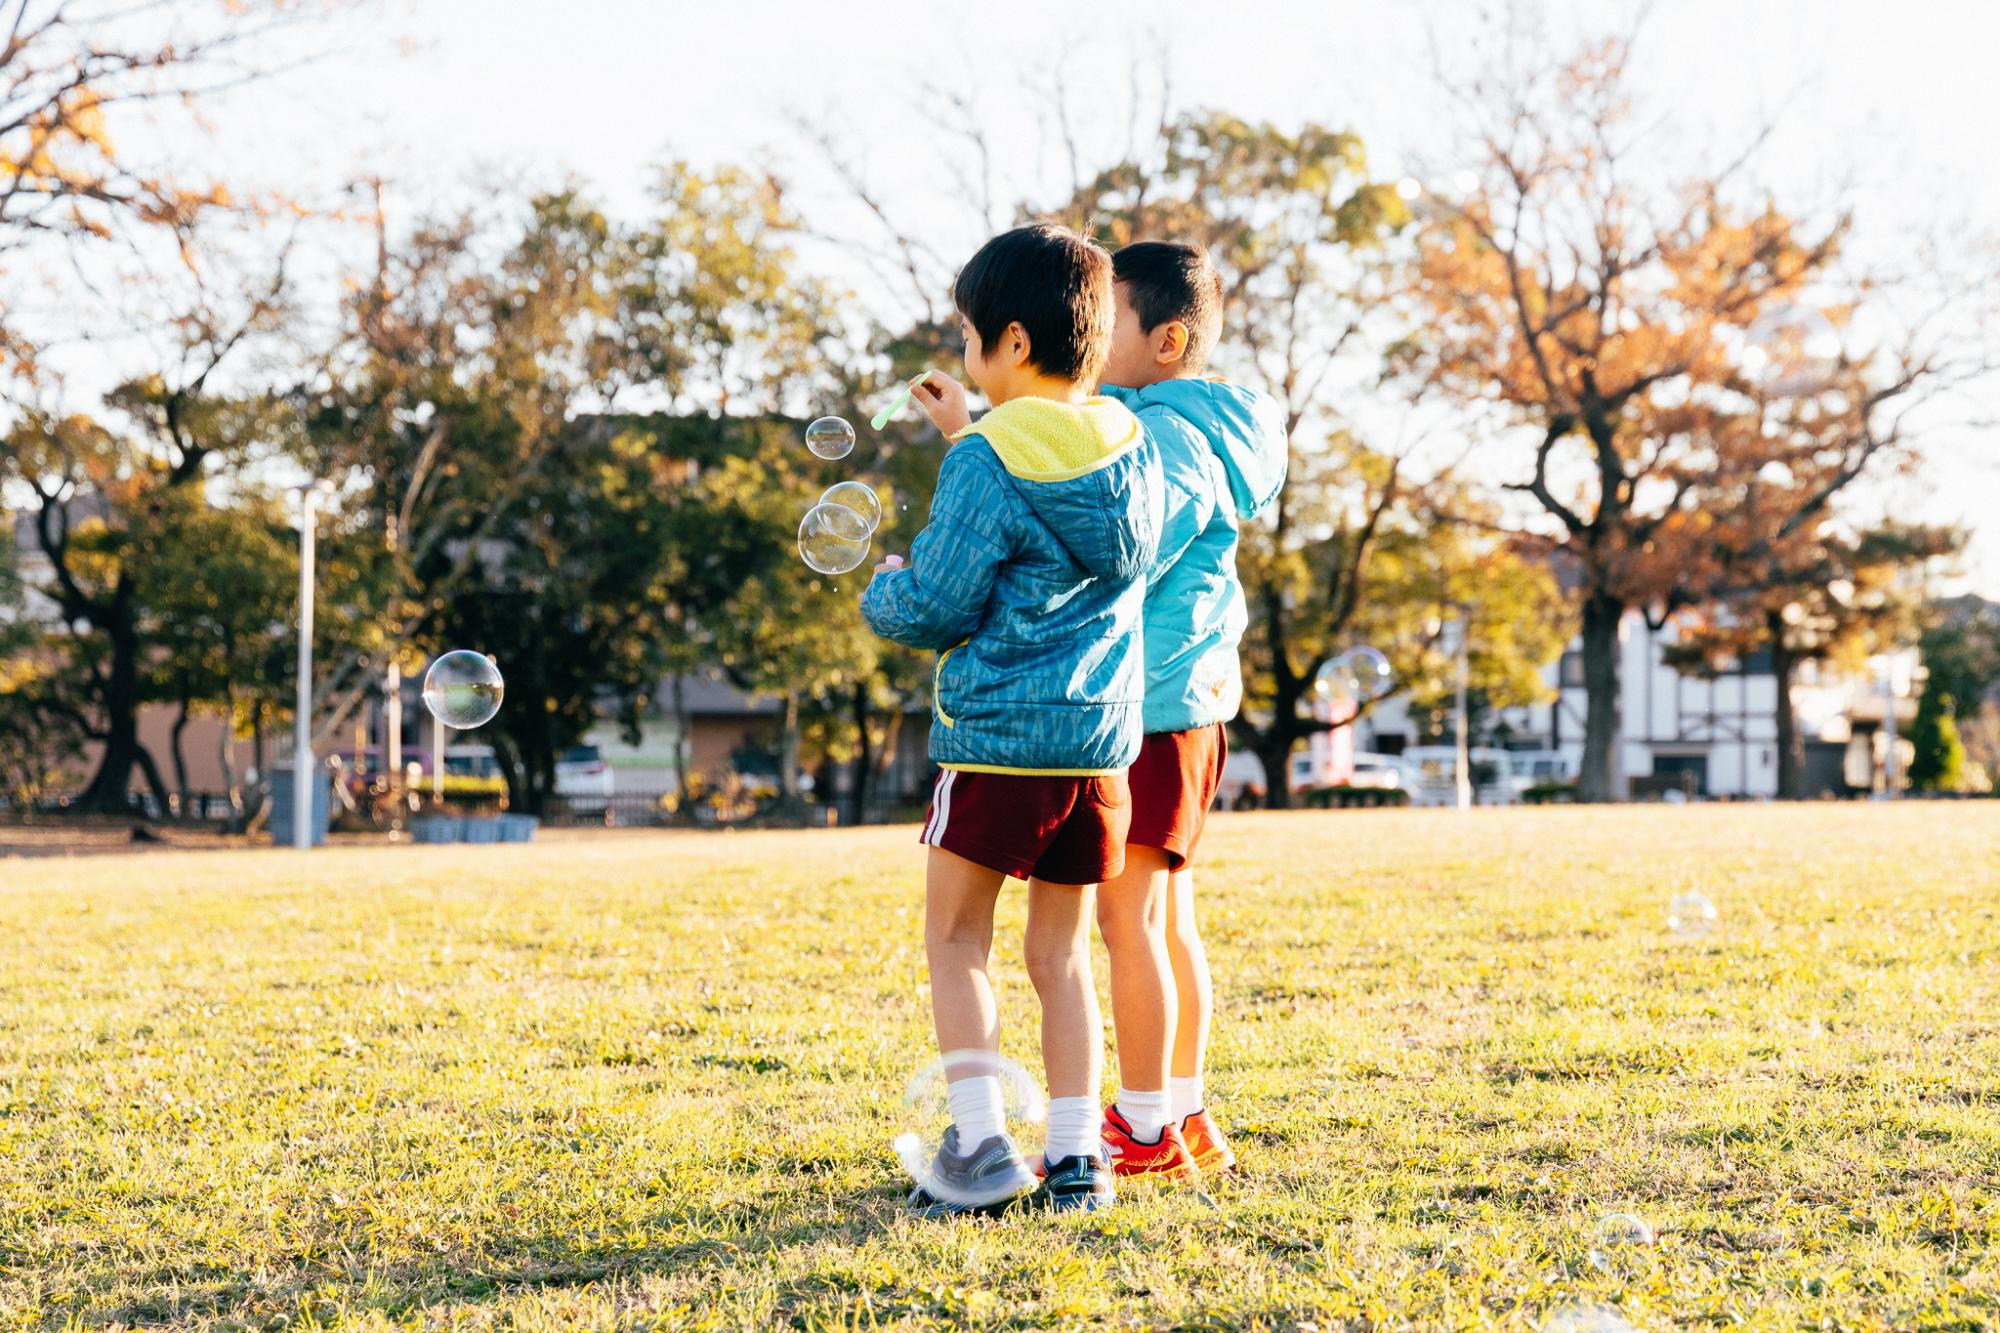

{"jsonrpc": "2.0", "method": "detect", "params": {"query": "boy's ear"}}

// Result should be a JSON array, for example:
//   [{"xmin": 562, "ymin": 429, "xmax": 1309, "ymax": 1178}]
[
  {"xmin": 1154, "ymin": 320, "xmax": 1190, "ymax": 366},
  {"xmin": 1002, "ymin": 321, "xmax": 1032, "ymax": 370}
]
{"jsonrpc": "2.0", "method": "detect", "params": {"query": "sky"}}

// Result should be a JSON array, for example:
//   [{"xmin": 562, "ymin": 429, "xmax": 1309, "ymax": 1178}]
[{"xmin": 63, "ymin": 0, "xmax": 2000, "ymax": 593}]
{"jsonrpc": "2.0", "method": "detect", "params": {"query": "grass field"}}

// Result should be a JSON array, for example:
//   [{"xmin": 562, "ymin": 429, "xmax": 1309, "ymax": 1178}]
[{"xmin": 2, "ymin": 805, "xmax": 1996, "ymax": 1331}]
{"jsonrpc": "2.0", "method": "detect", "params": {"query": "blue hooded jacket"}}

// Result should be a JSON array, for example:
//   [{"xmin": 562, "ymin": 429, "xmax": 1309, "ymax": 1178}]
[
  {"xmin": 861, "ymin": 395, "xmax": 1163, "ymax": 774},
  {"xmin": 1102, "ymin": 379, "xmax": 1288, "ymax": 735}
]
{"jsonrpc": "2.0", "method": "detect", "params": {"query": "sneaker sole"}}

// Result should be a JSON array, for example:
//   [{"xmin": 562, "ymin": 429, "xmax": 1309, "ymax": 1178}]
[{"xmin": 1109, "ymin": 1157, "xmax": 1201, "ymax": 1180}]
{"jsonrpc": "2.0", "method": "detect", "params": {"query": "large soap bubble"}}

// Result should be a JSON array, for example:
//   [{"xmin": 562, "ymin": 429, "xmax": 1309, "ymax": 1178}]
[
  {"xmin": 891, "ymin": 1049, "xmax": 1046, "ymax": 1211},
  {"xmin": 421, "ymin": 651, "xmax": 504, "ymax": 730},
  {"xmin": 805, "ymin": 416, "xmax": 856, "ymax": 460},
  {"xmin": 820, "ymin": 480, "xmax": 882, "ymax": 536},
  {"xmin": 798, "ymin": 503, "xmax": 871, "ymax": 575}
]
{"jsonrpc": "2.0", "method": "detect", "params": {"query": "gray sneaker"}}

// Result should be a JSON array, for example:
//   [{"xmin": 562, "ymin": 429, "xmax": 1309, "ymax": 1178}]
[{"xmin": 906, "ymin": 1125, "xmax": 1037, "ymax": 1217}]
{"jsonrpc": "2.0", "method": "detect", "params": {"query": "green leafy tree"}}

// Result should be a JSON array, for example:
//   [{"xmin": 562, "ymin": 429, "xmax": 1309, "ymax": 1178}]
[
  {"xmin": 1913, "ymin": 600, "xmax": 2000, "ymax": 789},
  {"xmin": 1034, "ymin": 111, "xmax": 1422, "ymax": 806},
  {"xmin": 0, "ymin": 526, "xmax": 81, "ymax": 803},
  {"xmin": 131, "ymin": 488, "xmax": 298, "ymax": 815},
  {"xmin": 1906, "ymin": 688, "xmax": 1967, "ymax": 792},
  {"xmin": 304, "ymin": 189, "xmax": 625, "ymax": 759}
]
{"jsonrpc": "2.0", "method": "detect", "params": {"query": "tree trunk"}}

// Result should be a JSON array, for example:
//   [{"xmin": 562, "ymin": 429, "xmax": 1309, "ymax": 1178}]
[
  {"xmin": 1768, "ymin": 612, "xmax": 1805, "ymax": 800},
  {"xmin": 170, "ymin": 694, "xmax": 193, "ymax": 819},
  {"xmin": 847, "ymin": 681, "xmax": 873, "ymax": 826},
  {"xmin": 243, "ymin": 703, "xmax": 271, "ymax": 832},
  {"xmin": 219, "ymin": 685, "xmax": 241, "ymax": 818},
  {"xmin": 134, "ymin": 744, "xmax": 173, "ymax": 820},
  {"xmin": 671, "ymin": 673, "xmax": 692, "ymax": 804},
  {"xmin": 75, "ymin": 613, "xmax": 148, "ymax": 814},
  {"xmin": 1576, "ymin": 592, "xmax": 1625, "ymax": 804},
  {"xmin": 1255, "ymin": 725, "xmax": 1295, "ymax": 811},
  {"xmin": 778, "ymin": 692, "xmax": 801, "ymax": 799}
]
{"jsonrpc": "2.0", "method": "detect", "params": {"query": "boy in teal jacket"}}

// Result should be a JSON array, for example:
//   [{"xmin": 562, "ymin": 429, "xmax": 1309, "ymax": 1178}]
[
  {"xmin": 1092, "ymin": 242, "xmax": 1287, "ymax": 1178},
  {"xmin": 862, "ymin": 224, "xmax": 1163, "ymax": 1214}
]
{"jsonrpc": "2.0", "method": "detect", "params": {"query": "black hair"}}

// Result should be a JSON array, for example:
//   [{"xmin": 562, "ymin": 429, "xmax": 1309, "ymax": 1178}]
[
  {"xmin": 951, "ymin": 223, "xmax": 1114, "ymax": 385},
  {"xmin": 1112, "ymin": 241, "xmax": 1225, "ymax": 374}
]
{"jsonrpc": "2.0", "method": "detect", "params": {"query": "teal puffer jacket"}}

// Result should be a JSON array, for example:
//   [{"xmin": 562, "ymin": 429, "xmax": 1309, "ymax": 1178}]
[
  {"xmin": 861, "ymin": 396, "xmax": 1164, "ymax": 774},
  {"xmin": 1102, "ymin": 380, "xmax": 1288, "ymax": 735}
]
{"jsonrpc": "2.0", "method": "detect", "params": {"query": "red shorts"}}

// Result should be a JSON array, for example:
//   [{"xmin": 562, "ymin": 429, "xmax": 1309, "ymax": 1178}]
[
  {"xmin": 919, "ymin": 769, "xmax": 1131, "ymax": 885},
  {"xmin": 1127, "ymin": 724, "xmax": 1227, "ymax": 871}
]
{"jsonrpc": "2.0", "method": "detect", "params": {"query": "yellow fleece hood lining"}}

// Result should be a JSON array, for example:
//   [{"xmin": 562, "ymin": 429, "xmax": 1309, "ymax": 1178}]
[{"xmin": 949, "ymin": 396, "xmax": 1141, "ymax": 482}]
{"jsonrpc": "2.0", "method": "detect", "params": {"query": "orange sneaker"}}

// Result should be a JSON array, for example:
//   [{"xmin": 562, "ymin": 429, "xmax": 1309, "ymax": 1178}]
[
  {"xmin": 1178, "ymin": 1108, "xmax": 1237, "ymax": 1175},
  {"xmin": 1101, "ymin": 1104, "xmax": 1199, "ymax": 1179}
]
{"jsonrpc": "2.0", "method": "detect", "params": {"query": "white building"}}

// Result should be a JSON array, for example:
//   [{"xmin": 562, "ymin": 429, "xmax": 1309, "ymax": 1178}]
[{"xmin": 1355, "ymin": 611, "xmax": 1914, "ymax": 799}]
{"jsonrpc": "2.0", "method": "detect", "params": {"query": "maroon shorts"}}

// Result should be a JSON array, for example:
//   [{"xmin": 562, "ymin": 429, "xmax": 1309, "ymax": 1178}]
[
  {"xmin": 919, "ymin": 769, "xmax": 1131, "ymax": 885},
  {"xmin": 1127, "ymin": 724, "xmax": 1227, "ymax": 871}
]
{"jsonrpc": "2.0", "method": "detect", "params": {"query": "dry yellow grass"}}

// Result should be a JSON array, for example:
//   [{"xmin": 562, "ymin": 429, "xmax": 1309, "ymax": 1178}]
[{"xmin": 1, "ymin": 804, "xmax": 1995, "ymax": 1330}]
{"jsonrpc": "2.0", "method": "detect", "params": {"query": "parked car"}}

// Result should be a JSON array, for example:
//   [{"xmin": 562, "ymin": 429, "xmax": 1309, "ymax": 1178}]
[
  {"xmin": 1503, "ymin": 749, "xmax": 1572, "ymax": 798},
  {"xmin": 1287, "ymin": 747, "xmax": 1403, "ymax": 795},
  {"xmin": 1218, "ymin": 750, "xmax": 1267, "ymax": 810},
  {"xmin": 554, "ymin": 744, "xmax": 614, "ymax": 809},
  {"xmin": 1349, "ymin": 752, "xmax": 1405, "ymax": 791},
  {"xmin": 1399, "ymin": 746, "xmax": 1520, "ymax": 807},
  {"xmin": 443, "ymin": 745, "xmax": 503, "ymax": 780}
]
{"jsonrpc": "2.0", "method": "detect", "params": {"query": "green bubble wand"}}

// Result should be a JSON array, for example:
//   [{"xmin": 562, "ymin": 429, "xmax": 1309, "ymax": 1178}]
[{"xmin": 870, "ymin": 370, "xmax": 935, "ymax": 431}]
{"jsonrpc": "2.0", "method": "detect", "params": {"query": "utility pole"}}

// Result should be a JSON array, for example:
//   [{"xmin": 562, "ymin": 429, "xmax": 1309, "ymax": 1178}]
[
  {"xmin": 293, "ymin": 486, "xmax": 324, "ymax": 850},
  {"xmin": 1454, "ymin": 613, "xmax": 1472, "ymax": 812},
  {"xmin": 1881, "ymin": 668, "xmax": 1900, "ymax": 800}
]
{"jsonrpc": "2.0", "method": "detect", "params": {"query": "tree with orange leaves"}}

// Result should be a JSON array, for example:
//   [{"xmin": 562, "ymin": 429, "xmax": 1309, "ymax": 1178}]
[{"xmin": 1401, "ymin": 29, "xmax": 1990, "ymax": 801}]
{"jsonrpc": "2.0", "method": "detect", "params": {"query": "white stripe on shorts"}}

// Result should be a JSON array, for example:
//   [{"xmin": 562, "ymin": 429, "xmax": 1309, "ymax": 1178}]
[{"xmin": 923, "ymin": 770, "xmax": 957, "ymax": 846}]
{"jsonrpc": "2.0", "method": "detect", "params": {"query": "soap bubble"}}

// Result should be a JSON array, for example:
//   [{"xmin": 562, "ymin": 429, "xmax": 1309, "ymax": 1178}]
[
  {"xmin": 805, "ymin": 416, "xmax": 856, "ymax": 460},
  {"xmin": 1541, "ymin": 1304, "xmax": 1636, "ymax": 1333},
  {"xmin": 798, "ymin": 503, "xmax": 871, "ymax": 575},
  {"xmin": 1668, "ymin": 891, "xmax": 1717, "ymax": 940},
  {"xmin": 820, "ymin": 480, "xmax": 881, "ymax": 535},
  {"xmin": 1743, "ymin": 305, "xmax": 1840, "ymax": 396},
  {"xmin": 421, "ymin": 651, "xmax": 504, "ymax": 730},
  {"xmin": 1312, "ymin": 646, "xmax": 1395, "ymax": 712},
  {"xmin": 816, "ymin": 502, "xmax": 871, "ymax": 542},
  {"xmin": 1588, "ymin": 1212, "xmax": 1656, "ymax": 1274},
  {"xmin": 1337, "ymin": 646, "xmax": 1395, "ymax": 701},
  {"xmin": 892, "ymin": 1049, "xmax": 1046, "ymax": 1210},
  {"xmin": 1311, "ymin": 658, "xmax": 1357, "ymax": 710}
]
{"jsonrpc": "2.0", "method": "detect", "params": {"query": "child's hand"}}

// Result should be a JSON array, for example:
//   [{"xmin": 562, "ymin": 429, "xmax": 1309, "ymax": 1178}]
[
  {"xmin": 873, "ymin": 554, "xmax": 906, "ymax": 575},
  {"xmin": 910, "ymin": 372, "xmax": 972, "ymax": 438}
]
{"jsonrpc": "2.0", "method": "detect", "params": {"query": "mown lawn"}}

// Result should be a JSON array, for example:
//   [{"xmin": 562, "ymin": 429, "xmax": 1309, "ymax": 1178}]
[{"xmin": 1, "ymin": 805, "xmax": 1996, "ymax": 1331}]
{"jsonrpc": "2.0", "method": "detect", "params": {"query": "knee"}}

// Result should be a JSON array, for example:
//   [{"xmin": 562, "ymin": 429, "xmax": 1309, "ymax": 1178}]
[
  {"xmin": 927, "ymin": 912, "xmax": 992, "ymax": 953},
  {"xmin": 1096, "ymin": 894, "xmax": 1156, "ymax": 951},
  {"xmin": 1023, "ymin": 938, "xmax": 1086, "ymax": 992}
]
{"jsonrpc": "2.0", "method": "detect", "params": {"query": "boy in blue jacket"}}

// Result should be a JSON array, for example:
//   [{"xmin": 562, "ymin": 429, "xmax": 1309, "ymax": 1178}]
[
  {"xmin": 861, "ymin": 223, "xmax": 1163, "ymax": 1214},
  {"xmin": 1092, "ymin": 242, "xmax": 1288, "ymax": 1178}
]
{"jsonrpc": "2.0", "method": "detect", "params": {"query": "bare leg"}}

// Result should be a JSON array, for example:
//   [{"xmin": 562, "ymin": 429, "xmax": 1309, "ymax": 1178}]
[
  {"xmin": 1163, "ymin": 866, "xmax": 1211, "ymax": 1081},
  {"xmin": 1022, "ymin": 876, "xmax": 1101, "ymax": 1101},
  {"xmin": 924, "ymin": 846, "xmax": 1005, "ymax": 1057},
  {"xmin": 1095, "ymin": 845, "xmax": 1174, "ymax": 1094}
]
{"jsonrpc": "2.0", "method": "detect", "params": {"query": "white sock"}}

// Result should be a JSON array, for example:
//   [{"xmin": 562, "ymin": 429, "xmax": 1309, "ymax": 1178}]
[
  {"xmin": 946, "ymin": 1074, "xmax": 1005, "ymax": 1146},
  {"xmin": 1044, "ymin": 1095, "xmax": 1099, "ymax": 1163},
  {"xmin": 1116, "ymin": 1086, "xmax": 1171, "ymax": 1142},
  {"xmin": 1170, "ymin": 1075, "xmax": 1204, "ymax": 1120}
]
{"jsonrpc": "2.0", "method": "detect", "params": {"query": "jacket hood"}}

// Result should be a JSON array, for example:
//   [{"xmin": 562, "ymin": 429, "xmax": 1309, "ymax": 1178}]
[
  {"xmin": 1121, "ymin": 378, "xmax": 1288, "ymax": 519},
  {"xmin": 952, "ymin": 396, "xmax": 1154, "ymax": 579}
]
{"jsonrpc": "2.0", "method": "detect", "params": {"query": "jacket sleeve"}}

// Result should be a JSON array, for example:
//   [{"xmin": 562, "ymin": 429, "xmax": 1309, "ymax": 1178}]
[
  {"xmin": 860, "ymin": 442, "xmax": 1014, "ymax": 651},
  {"xmin": 1143, "ymin": 410, "xmax": 1216, "ymax": 592}
]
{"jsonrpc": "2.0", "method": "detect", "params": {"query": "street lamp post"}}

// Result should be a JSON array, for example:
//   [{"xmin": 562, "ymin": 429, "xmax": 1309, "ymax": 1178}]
[
  {"xmin": 1881, "ymin": 669, "xmax": 1899, "ymax": 800},
  {"xmin": 1454, "ymin": 614, "xmax": 1473, "ymax": 812},
  {"xmin": 293, "ymin": 485, "xmax": 327, "ymax": 850}
]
